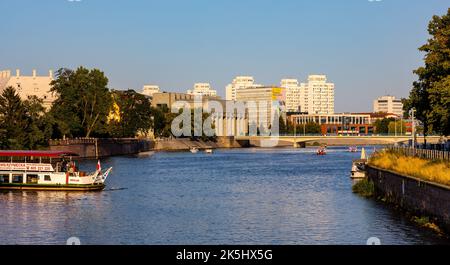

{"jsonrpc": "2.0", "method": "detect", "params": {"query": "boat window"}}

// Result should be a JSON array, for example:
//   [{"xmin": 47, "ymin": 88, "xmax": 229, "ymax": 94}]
[
  {"xmin": 44, "ymin": 175, "xmax": 51, "ymax": 181},
  {"xmin": 12, "ymin": 174, "xmax": 23, "ymax": 184},
  {"xmin": 0, "ymin": 174, "xmax": 9, "ymax": 183},
  {"xmin": 26, "ymin": 174, "xmax": 39, "ymax": 184}
]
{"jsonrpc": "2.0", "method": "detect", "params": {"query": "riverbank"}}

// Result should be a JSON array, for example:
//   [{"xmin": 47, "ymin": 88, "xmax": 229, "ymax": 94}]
[
  {"xmin": 49, "ymin": 138, "xmax": 154, "ymax": 158},
  {"xmin": 154, "ymin": 137, "xmax": 246, "ymax": 151},
  {"xmin": 367, "ymin": 165, "xmax": 450, "ymax": 235},
  {"xmin": 369, "ymin": 149, "xmax": 450, "ymax": 186}
]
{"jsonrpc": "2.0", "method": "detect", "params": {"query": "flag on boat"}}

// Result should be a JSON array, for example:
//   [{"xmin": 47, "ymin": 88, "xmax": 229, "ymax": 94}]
[{"xmin": 97, "ymin": 160, "xmax": 102, "ymax": 172}]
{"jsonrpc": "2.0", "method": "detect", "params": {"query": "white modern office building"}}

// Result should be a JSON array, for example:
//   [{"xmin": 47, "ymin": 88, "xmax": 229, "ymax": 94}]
[
  {"xmin": 299, "ymin": 75, "xmax": 335, "ymax": 115},
  {"xmin": 0, "ymin": 69, "xmax": 55, "ymax": 109},
  {"xmin": 281, "ymin": 79, "xmax": 302, "ymax": 112},
  {"xmin": 373, "ymin": 95, "xmax": 404, "ymax": 117},
  {"xmin": 141, "ymin": 85, "xmax": 160, "ymax": 97},
  {"xmin": 225, "ymin": 76, "xmax": 262, "ymax": 101},
  {"xmin": 235, "ymin": 86, "xmax": 286, "ymax": 132},
  {"xmin": 187, "ymin": 83, "xmax": 218, "ymax": 97}
]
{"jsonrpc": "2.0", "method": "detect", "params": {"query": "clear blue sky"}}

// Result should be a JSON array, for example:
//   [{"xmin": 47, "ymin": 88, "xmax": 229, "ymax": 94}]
[{"xmin": 0, "ymin": 0, "xmax": 448, "ymax": 112}]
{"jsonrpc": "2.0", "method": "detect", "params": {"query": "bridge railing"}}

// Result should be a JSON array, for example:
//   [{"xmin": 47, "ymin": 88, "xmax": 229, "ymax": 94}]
[{"xmin": 388, "ymin": 146, "xmax": 450, "ymax": 162}]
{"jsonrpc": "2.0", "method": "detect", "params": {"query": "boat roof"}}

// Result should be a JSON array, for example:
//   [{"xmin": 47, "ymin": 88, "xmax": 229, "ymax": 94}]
[{"xmin": 0, "ymin": 151, "xmax": 79, "ymax": 158}]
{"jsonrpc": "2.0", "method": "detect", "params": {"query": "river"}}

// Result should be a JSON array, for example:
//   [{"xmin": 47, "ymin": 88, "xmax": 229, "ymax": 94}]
[{"xmin": 0, "ymin": 147, "xmax": 448, "ymax": 245}]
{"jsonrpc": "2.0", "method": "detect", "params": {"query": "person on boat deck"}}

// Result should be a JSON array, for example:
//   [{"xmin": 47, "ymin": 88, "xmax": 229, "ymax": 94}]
[
  {"xmin": 61, "ymin": 159, "xmax": 68, "ymax": 172},
  {"xmin": 68, "ymin": 161, "xmax": 77, "ymax": 173}
]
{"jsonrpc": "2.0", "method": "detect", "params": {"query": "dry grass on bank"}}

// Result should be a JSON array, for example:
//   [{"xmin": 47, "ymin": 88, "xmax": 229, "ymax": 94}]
[{"xmin": 369, "ymin": 150, "xmax": 450, "ymax": 186}]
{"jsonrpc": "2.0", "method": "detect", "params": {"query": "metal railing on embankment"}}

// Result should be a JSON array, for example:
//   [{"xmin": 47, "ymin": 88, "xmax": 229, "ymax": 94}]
[{"xmin": 389, "ymin": 146, "xmax": 450, "ymax": 162}]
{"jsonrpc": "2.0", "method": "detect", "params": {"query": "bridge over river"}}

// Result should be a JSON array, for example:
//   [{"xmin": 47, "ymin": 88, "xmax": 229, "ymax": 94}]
[{"xmin": 235, "ymin": 135, "xmax": 442, "ymax": 147}]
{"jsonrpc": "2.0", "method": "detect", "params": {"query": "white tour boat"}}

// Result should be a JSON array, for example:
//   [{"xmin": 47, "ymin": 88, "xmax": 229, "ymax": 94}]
[{"xmin": 0, "ymin": 151, "xmax": 112, "ymax": 191}]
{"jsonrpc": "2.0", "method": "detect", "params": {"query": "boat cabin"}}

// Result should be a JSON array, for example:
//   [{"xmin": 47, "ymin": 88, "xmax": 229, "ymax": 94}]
[{"xmin": 0, "ymin": 151, "xmax": 82, "ymax": 185}]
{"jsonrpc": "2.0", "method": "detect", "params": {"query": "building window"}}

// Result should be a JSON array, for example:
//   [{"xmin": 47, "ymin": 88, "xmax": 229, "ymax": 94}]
[{"xmin": 44, "ymin": 175, "xmax": 51, "ymax": 181}]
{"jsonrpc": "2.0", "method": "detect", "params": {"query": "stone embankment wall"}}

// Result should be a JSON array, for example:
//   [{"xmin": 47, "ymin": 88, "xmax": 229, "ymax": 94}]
[
  {"xmin": 154, "ymin": 137, "xmax": 246, "ymax": 151},
  {"xmin": 367, "ymin": 166, "xmax": 450, "ymax": 234},
  {"xmin": 49, "ymin": 138, "xmax": 154, "ymax": 158}
]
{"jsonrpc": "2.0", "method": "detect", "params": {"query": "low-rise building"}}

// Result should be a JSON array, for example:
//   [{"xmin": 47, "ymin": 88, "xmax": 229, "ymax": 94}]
[
  {"xmin": 288, "ymin": 113, "xmax": 374, "ymax": 135},
  {"xmin": 141, "ymin": 85, "xmax": 160, "ymax": 97},
  {"xmin": 187, "ymin": 83, "xmax": 218, "ymax": 97},
  {"xmin": 373, "ymin": 95, "xmax": 404, "ymax": 117},
  {"xmin": 0, "ymin": 69, "xmax": 55, "ymax": 109}
]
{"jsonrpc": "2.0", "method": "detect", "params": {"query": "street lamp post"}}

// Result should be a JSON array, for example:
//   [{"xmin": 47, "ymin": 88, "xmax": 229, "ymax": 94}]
[
  {"xmin": 395, "ymin": 118, "xmax": 397, "ymax": 137},
  {"xmin": 409, "ymin": 108, "xmax": 416, "ymax": 151},
  {"xmin": 294, "ymin": 118, "xmax": 297, "ymax": 148}
]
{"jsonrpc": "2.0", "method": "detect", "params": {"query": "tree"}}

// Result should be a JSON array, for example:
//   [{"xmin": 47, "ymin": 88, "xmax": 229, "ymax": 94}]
[
  {"xmin": 373, "ymin": 118, "xmax": 395, "ymax": 134},
  {"xmin": 0, "ymin": 87, "xmax": 52, "ymax": 149},
  {"xmin": 388, "ymin": 120, "xmax": 407, "ymax": 135},
  {"xmin": 304, "ymin": 122, "xmax": 321, "ymax": 134},
  {"xmin": 405, "ymin": 8, "xmax": 450, "ymax": 137},
  {"xmin": 428, "ymin": 76, "xmax": 450, "ymax": 136},
  {"xmin": 152, "ymin": 106, "xmax": 178, "ymax": 138},
  {"xmin": 0, "ymin": 87, "xmax": 29, "ymax": 149},
  {"xmin": 108, "ymin": 90, "xmax": 152, "ymax": 138},
  {"xmin": 23, "ymin": 96, "xmax": 52, "ymax": 148},
  {"xmin": 49, "ymin": 67, "xmax": 112, "ymax": 138}
]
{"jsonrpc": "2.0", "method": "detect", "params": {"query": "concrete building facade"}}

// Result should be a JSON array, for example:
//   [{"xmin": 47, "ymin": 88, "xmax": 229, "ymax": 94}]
[
  {"xmin": 289, "ymin": 113, "xmax": 373, "ymax": 135},
  {"xmin": 281, "ymin": 79, "xmax": 302, "ymax": 112},
  {"xmin": 187, "ymin": 83, "xmax": 218, "ymax": 97},
  {"xmin": 0, "ymin": 69, "xmax": 55, "ymax": 109},
  {"xmin": 373, "ymin": 95, "xmax": 404, "ymax": 117},
  {"xmin": 225, "ymin": 76, "xmax": 262, "ymax": 101},
  {"xmin": 235, "ymin": 86, "xmax": 286, "ymax": 132},
  {"xmin": 151, "ymin": 92, "xmax": 247, "ymax": 137},
  {"xmin": 299, "ymin": 75, "xmax": 335, "ymax": 115},
  {"xmin": 141, "ymin": 85, "xmax": 160, "ymax": 97}
]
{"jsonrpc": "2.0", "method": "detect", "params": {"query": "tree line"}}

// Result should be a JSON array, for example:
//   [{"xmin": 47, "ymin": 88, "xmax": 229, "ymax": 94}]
[
  {"xmin": 0, "ymin": 67, "xmax": 176, "ymax": 150},
  {"xmin": 404, "ymin": 8, "xmax": 450, "ymax": 138}
]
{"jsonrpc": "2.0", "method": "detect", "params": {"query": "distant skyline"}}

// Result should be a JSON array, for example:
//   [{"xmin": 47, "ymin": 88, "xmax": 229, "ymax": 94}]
[{"xmin": 0, "ymin": 0, "xmax": 448, "ymax": 112}]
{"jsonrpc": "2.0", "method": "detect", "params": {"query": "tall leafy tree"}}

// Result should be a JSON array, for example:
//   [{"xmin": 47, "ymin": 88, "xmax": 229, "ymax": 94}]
[
  {"xmin": 373, "ymin": 118, "xmax": 395, "ymax": 134},
  {"xmin": 50, "ymin": 67, "xmax": 112, "ymax": 138},
  {"xmin": 428, "ymin": 76, "xmax": 450, "ymax": 136},
  {"xmin": 0, "ymin": 87, "xmax": 52, "ymax": 149},
  {"xmin": 0, "ymin": 87, "xmax": 29, "ymax": 149},
  {"xmin": 108, "ymin": 90, "xmax": 152, "ymax": 138},
  {"xmin": 405, "ymin": 8, "xmax": 450, "ymax": 137}
]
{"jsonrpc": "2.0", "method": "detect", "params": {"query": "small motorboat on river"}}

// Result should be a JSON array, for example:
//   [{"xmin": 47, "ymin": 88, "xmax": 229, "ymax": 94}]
[
  {"xmin": 205, "ymin": 149, "xmax": 213, "ymax": 154},
  {"xmin": 317, "ymin": 147, "xmax": 327, "ymax": 156},
  {"xmin": 0, "ymin": 151, "xmax": 112, "ymax": 191},
  {"xmin": 350, "ymin": 148, "xmax": 368, "ymax": 179},
  {"xmin": 190, "ymin": 147, "xmax": 199, "ymax": 154},
  {"xmin": 349, "ymin": 146, "xmax": 358, "ymax": 153}
]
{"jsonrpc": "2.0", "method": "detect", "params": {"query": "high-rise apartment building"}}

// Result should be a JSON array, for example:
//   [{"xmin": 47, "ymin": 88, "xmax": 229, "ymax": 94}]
[
  {"xmin": 225, "ymin": 76, "xmax": 262, "ymax": 101},
  {"xmin": 235, "ymin": 86, "xmax": 286, "ymax": 131},
  {"xmin": 281, "ymin": 79, "xmax": 302, "ymax": 112},
  {"xmin": 299, "ymin": 75, "xmax": 335, "ymax": 115},
  {"xmin": 373, "ymin": 95, "xmax": 404, "ymax": 117}
]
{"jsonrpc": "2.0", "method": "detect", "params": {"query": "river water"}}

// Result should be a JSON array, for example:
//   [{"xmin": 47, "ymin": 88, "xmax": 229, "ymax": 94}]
[{"xmin": 0, "ymin": 147, "xmax": 448, "ymax": 245}]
